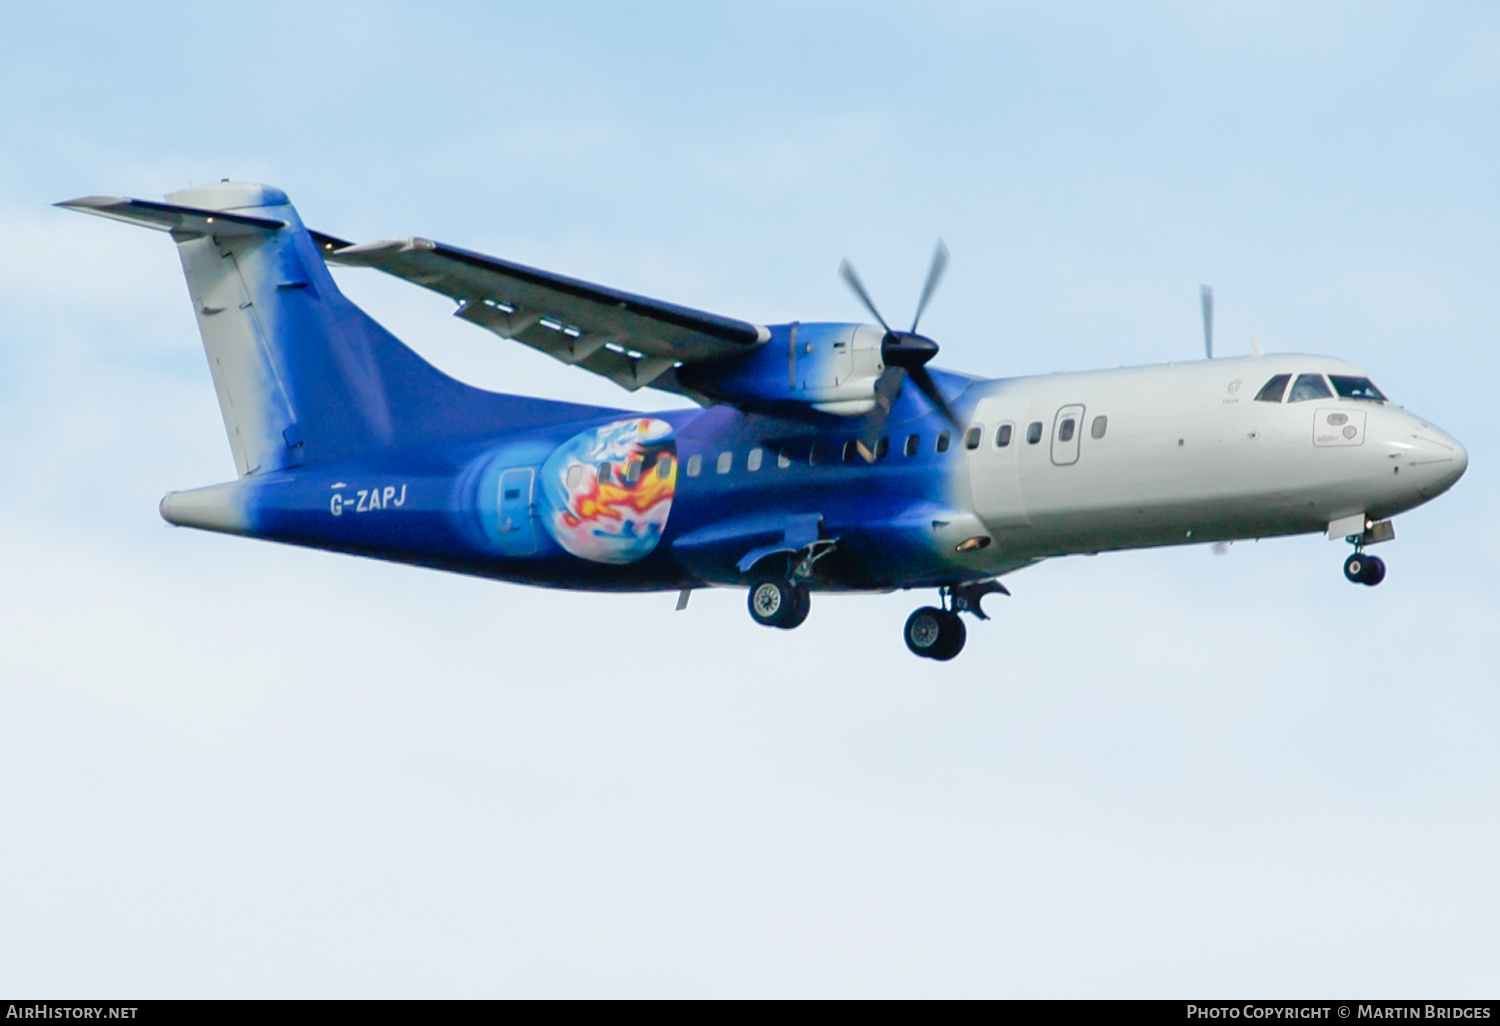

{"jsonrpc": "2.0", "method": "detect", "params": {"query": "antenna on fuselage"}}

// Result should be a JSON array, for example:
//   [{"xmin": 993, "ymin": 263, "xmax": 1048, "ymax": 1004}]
[{"xmin": 1200, "ymin": 284, "xmax": 1214, "ymax": 359}]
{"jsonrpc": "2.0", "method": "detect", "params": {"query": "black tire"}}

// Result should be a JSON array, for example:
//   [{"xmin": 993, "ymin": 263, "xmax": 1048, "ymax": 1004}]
[
  {"xmin": 905, "ymin": 606, "xmax": 944, "ymax": 656},
  {"xmin": 929, "ymin": 610, "xmax": 967, "ymax": 661},
  {"xmin": 782, "ymin": 583, "xmax": 811, "ymax": 629},
  {"xmin": 1359, "ymin": 555, "xmax": 1386, "ymax": 586},
  {"xmin": 748, "ymin": 577, "xmax": 806, "ymax": 629},
  {"xmin": 1344, "ymin": 554, "xmax": 1366, "ymax": 584},
  {"xmin": 905, "ymin": 607, "xmax": 967, "ymax": 660}
]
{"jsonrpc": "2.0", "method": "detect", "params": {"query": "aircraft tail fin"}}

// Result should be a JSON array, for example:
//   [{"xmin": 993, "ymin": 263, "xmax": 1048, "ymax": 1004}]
[{"xmin": 60, "ymin": 183, "xmax": 609, "ymax": 477}]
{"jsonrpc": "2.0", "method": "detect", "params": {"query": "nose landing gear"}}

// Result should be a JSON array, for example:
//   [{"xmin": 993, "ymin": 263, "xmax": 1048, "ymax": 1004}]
[
  {"xmin": 1339, "ymin": 518, "xmax": 1394, "ymax": 587},
  {"xmin": 1344, "ymin": 552, "xmax": 1386, "ymax": 586}
]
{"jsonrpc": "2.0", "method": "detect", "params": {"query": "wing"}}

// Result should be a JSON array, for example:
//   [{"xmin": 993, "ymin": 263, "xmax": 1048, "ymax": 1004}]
[{"xmin": 322, "ymin": 236, "xmax": 768, "ymax": 393}]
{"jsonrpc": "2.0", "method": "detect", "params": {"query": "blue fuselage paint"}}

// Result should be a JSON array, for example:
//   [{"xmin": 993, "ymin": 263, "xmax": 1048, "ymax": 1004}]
[{"xmin": 234, "ymin": 375, "xmax": 978, "ymax": 594}]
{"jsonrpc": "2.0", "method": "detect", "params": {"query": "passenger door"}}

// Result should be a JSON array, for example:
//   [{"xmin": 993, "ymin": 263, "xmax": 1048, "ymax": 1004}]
[
  {"xmin": 1050, "ymin": 404, "xmax": 1086, "ymax": 466},
  {"xmin": 498, "ymin": 468, "xmax": 538, "ymax": 556}
]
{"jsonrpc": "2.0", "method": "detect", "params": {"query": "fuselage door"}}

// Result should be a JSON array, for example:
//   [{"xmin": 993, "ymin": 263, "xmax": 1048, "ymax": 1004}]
[
  {"xmin": 966, "ymin": 396, "xmax": 1029, "ymax": 528},
  {"xmin": 498, "ymin": 467, "xmax": 538, "ymax": 556},
  {"xmin": 1050, "ymin": 404, "xmax": 1085, "ymax": 466}
]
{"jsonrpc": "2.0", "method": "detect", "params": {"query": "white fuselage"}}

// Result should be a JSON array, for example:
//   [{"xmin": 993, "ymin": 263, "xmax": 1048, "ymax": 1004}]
[{"xmin": 957, "ymin": 355, "xmax": 1467, "ymax": 568}]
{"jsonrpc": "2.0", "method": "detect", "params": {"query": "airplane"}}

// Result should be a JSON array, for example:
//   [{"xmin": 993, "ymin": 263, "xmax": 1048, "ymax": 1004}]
[{"xmin": 60, "ymin": 182, "xmax": 1468, "ymax": 660}]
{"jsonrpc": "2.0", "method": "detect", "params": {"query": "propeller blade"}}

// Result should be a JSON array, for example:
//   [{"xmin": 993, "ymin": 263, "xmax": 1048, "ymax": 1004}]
[
  {"xmin": 910, "ymin": 240, "xmax": 950, "ymax": 333},
  {"xmin": 858, "ymin": 367, "xmax": 906, "ymax": 460},
  {"xmin": 907, "ymin": 364, "xmax": 962, "ymax": 430},
  {"xmin": 839, "ymin": 259, "xmax": 892, "ymax": 333},
  {"xmin": 1200, "ymin": 284, "xmax": 1214, "ymax": 359}
]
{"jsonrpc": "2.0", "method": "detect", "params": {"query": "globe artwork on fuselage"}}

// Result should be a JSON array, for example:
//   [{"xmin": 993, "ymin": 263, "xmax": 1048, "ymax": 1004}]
[{"xmin": 538, "ymin": 418, "xmax": 678, "ymax": 564}]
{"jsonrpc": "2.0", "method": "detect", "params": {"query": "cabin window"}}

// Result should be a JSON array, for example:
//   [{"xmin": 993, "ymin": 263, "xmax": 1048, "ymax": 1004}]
[
  {"xmin": 904, "ymin": 434, "xmax": 920, "ymax": 456},
  {"xmin": 875, "ymin": 437, "xmax": 890, "ymax": 459},
  {"xmin": 504, "ymin": 488, "xmax": 520, "ymax": 500},
  {"xmin": 842, "ymin": 439, "xmax": 860, "ymax": 461},
  {"xmin": 996, "ymin": 423, "xmax": 1013, "ymax": 448},
  {"xmin": 747, "ymin": 447, "xmax": 763, "ymax": 472},
  {"xmin": 777, "ymin": 447, "xmax": 792, "ymax": 469},
  {"xmin": 965, "ymin": 426, "xmax": 982, "ymax": 450},
  {"xmin": 598, "ymin": 463, "xmax": 613, "ymax": 485},
  {"xmin": 686, "ymin": 454, "xmax": 702, "ymax": 477},
  {"xmin": 1057, "ymin": 418, "xmax": 1076, "ymax": 443},
  {"xmin": 717, "ymin": 451, "xmax": 733, "ymax": 474},
  {"xmin": 1254, "ymin": 374, "xmax": 1291, "ymax": 403},
  {"xmin": 1328, "ymin": 375, "xmax": 1388, "ymax": 401},
  {"xmin": 566, "ymin": 465, "xmax": 583, "ymax": 489},
  {"xmin": 624, "ymin": 458, "xmax": 642, "ymax": 484},
  {"xmin": 1288, "ymin": 373, "xmax": 1332, "ymax": 403},
  {"xmin": 656, "ymin": 456, "xmax": 675, "ymax": 479},
  {"xmin": 936, "ymin": 431, "xmax": 951, "ymax": 453},
  {"xmin": 1091, "ymin": 415, "xmax": 1108, "ymax": 439},
  {"xmin": 1026, "ymin": 421, "xmax": 1043, "ymax": 444},
  {"xmin": 809, "ymin": 442, "xmax": 825, "ymax": 465}
]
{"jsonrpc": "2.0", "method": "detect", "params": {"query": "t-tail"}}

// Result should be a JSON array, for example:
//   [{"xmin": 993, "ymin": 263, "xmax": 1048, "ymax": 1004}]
[{"xmin": 60, "ymin": 182, "xmax": 608, "ymax": 480}]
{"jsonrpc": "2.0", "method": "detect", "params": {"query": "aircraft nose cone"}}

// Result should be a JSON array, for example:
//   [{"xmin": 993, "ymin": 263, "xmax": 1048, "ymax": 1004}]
[
  {"xmin": 1441, "ymin": 434, "xmax": 1469, "ymax": 490},
  {"xmin": 1406, "ymin": 421, "xmax": 1468, "ymax": 499}
]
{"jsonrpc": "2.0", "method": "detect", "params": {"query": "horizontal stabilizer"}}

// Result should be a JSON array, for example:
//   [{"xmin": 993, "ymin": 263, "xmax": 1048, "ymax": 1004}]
[
  {"xmin": 62, "ymin": 180, "xmax": 619, "ymax": 479},
  {"xmin": 54, "ymin": 196, "xmax": 285, "ymax": 237}
]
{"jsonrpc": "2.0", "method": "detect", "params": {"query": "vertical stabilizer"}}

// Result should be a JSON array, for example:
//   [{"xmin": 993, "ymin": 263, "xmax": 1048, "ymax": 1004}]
[
  {"xmin": 169, "ymin": 183, "xmax": 307, "ymax": 475},
  {"xmin": 61, "ymin": 183, "xmax": 611, "ymax": 477}
]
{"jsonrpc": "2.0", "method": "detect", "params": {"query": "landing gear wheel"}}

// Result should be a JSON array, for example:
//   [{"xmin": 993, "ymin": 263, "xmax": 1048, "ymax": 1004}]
[
  {"xmin": 784, "ymin": 583, "xmax": 811, "ymax": 629},
  {"xmin": 1343, "ymin": 554, "xmax": 1364, "ymax": 583},
  {"xmin": 1344, "ymin": 553, "xmax": 1387, "ymax": 587},
  {"xmin": 748, "ymin": 577, "xmax": 811, "ymax": 629},
  {"xmin": 904, "ymin": 607, "xmax": 967, "ymax": 660}
]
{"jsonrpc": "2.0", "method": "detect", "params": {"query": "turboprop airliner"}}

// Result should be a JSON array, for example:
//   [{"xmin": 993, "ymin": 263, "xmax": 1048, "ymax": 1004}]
[{"xmin": 61, "ymin": 182, "xmax": 1468, "ymax": 660}]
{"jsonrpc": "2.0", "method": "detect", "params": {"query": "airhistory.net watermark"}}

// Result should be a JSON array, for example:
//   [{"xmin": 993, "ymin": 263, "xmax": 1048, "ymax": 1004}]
[{"xmin": 5, "ymin": 1007, "xmax": 138, "ymax": 1020}]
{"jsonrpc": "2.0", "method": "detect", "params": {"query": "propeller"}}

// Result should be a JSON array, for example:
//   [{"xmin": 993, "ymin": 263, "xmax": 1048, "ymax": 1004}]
[
  {"xmin": 1200, "ymin": 284, "xmax": 1214, "ymax": 359},
  {"xmin": 839, "ymin": 242, "xmax": 960, "ymax": 456}
]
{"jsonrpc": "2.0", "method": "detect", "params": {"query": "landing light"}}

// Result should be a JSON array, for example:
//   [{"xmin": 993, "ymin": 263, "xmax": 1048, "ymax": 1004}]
[{"xmin": 956, "ymin": 536, "xmax": 991, "ymax": 552}]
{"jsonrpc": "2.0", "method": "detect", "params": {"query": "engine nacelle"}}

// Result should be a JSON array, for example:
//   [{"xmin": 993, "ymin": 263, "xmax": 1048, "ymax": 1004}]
[{"xmin": 676, "ymin": 322, "xmax": 887, "ymax": 416}]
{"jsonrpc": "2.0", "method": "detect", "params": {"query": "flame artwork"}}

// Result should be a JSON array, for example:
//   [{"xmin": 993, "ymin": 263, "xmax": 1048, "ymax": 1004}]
[{"xmin": 538, "ymin": 418, "xmax": 678, "ymax": 564}]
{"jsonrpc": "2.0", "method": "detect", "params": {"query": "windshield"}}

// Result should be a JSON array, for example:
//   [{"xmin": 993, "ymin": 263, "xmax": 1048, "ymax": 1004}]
[
  {"xmin": 1254, "ymin": 374, "xmax": 1291, "ymax": 403},
  {"xmin": 1328, "ymin": 375, "xmax": 1387, "ymax": 401},
  {"xmin": 1287, "ymin": 373, "xmax": 1333, "ymax": 402}
]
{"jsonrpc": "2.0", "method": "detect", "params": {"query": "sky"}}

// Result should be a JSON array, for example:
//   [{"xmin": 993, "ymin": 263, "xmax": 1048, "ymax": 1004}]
[{"xmin": 1, "ymin": 0, "xmax": 1497, "ymax": 998}]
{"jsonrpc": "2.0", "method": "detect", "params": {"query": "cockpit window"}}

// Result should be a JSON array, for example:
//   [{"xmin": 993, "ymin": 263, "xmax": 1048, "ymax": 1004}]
[
  {"xmin": 1328, "ymin": 375, "xmax": 1387, "ymax": 402},
  {"xmin": 1287, "ymin": 373, "xmax": 1333, "ymax": 403},
  {"xmin": 1254, "ymin": 374, "xmax": 1291, "ymax": 403}
]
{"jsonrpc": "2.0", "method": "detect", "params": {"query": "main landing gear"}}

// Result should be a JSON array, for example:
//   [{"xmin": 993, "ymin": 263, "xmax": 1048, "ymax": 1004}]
[
  {"xmin": 743, "ymin": 550, "xmax": 1011, "ymax": 662},
  {"xmin": 745, "ymin": 540, "xmax": 836, "ymax": 631},
  {"xmin": 905, "ymin": 607, "xmax": 966, "ymax": 660},
  {"xmin": 904, "ymin": 580, "xmax": 1010, "ymax": 661},
  {"xmin": 747, "ymin": 576, "xmax": 810, "ymax": 630}
]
